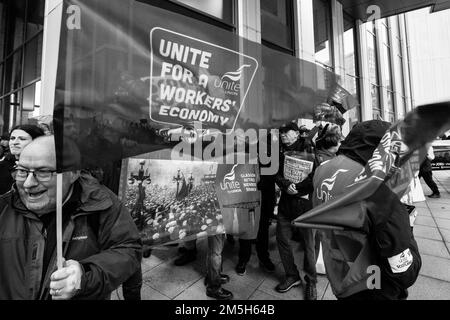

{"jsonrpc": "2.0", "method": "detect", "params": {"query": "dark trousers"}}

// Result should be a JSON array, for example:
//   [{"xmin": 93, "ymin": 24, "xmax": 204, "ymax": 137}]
[
  {"xmin": 238, "ymin": 202, "xmax": 274, "ymax": 264},
  {"xmin": 205, "ymin": 234, "xmax": 225, "ymax": 292},
  {"xmin": 256, "ymin": 202, "xmax": 274, "ymax": 262},
  {"xmin": 122, "ymin": 264, "xmax": 142, "ymax": 300},
  {"xmin": 419, "ymin": 169, "xmax": 439, "ymax": 195},
  {"xmin": 238, "ymin": 238, "xmax": 252, "ymax": 264},
  {"xmin": 276, "ymin": 213, "xmax": 317, "ymax": 284}
]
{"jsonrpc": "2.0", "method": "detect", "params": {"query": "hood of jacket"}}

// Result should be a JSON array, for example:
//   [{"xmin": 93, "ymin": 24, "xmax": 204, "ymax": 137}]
[{"xmin": 338, "ymin": 120, "xmax": 391, "ymax": 166}]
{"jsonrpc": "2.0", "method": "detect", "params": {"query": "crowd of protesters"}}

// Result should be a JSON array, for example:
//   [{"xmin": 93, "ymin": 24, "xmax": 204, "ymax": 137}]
[{"xmin": 0, "ymin": 112, "xmax": 425, "ymax": 300}]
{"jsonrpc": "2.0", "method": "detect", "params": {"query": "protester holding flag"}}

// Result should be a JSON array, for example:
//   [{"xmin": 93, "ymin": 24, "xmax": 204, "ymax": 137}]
[
  {"xmin": 274, "ymin": 122, "xmax": 318, "ymax": 300},
  {"xmin": 312, "ymin": 120, "xmax": 422, "ymax": 300},
  {"xmin": 0, "ymin": 136, "xmax": 142, "ymax": 299}
]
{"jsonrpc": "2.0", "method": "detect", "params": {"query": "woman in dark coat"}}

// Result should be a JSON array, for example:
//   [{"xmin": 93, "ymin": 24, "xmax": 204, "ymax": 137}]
[{"xmin": 0, "ymin": 124, "xmax": 45, "ymax": 195}]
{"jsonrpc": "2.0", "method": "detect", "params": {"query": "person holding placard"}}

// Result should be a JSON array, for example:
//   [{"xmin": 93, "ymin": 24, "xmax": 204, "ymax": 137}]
[{"xmin": 275, "ymin": 122, "xmax": 318, "ymax": 300}]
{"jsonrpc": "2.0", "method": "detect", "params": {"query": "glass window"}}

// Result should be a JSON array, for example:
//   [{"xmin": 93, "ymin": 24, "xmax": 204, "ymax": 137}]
[
  {"xmin": 1, "ymin": 97, "xmax": 7, "ymax": 133},
  {"xmin": 345, "ymin": 74, "xmax": 360, "ymax": 124},
  {"xmin": 396, "ymin": 95, "xmax": 405, "ymax": 118},
  {"xmin": 344, "ymin": 14, "xmax": 360, "ymax": 125},
  {"xmin": 9, "ymin": 0, "xmax": 26, "ymax": 54},
  {"xmin": 372, "ymin": 109, "xmax": 382, "ymax": 120},
  {"xmin": 367, "ymin": 32, "xmax": 378, "ymax": 85},
  {"xmin": 371, "ymin": 84, "xmax": 380, "ymax": 113},
  {"xmin": 0, "ymin": 99, "xmax": 3, "ymax": 134},
  {"xmin": 390, "ymin": 17, "xmax": 399, "ymax": 40},
  {"xmin": 387, "ymin": 90, "xmax": 395, "ymax": 116},
  {"xmin": 382, "ymin": 44, "xmax": 392, "ymax": 91},
  {"xmin": 261, "ymin": 0, "xmax": 294, "ymax": 53},
  {"xmin": 344, "ymin": 29, "xmax": 356, "ymax": 76},
  {"xmin": 367, "ymin": 20, "xmax": 376, "ymax": 34},
  {"xmin": 344, "ymin": 74, "xmax": 359, "ymax": 101},
  {"xmin": 0, "ymin": 0, "xmax": 5, "ymax": 61},
  {"xmin": 4, "ymin": 49, "xmax": 22, "ymax": 93},
  {"xmin": 6, "ymin": 92, "xmax": 21, "ymax": 128},
  {"xmin": 22, "ymin": 84, "xmax": 35, "ymax": 111},
  {"xmin": 0, "ymin": 0, "xmax": 44, "ymax": 132},
  {"xmin": 0, "ymin": 62, "xmax": 3, "ymax": 94},
  {"xmin": 380, "ymin": 19, "xmax": 389, "ymax": 42},
  {"xmin": 313, "ymin": 0, "xmax": 333, "ymax": 68},
  {"xmin": 395, "ymin": 54, "xmax": 405, "ymax": 96},
  {"xmin": 171, "ymin": 0, "xmax": 233, "ymax": 23},
  {"xmin": 23, "ymin": 33, "xmax": 42, "ymax": 84},
  {"xmin": 25, "ymin": 0, "xmax": 44, "ymax": 40}
]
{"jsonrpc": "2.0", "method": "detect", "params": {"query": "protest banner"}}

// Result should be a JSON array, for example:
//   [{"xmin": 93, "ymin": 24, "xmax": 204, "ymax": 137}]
[
  {"xmin": 283, "ymin": 151, "xmax": 314, "ymax": 184},
  {"xmin": 215, "ymin": 164, "xmax": 260, "ymax": 209},
  {"xmin": 293, "ymin": 102, "xmax": 450, "ymax": 231},
  {"xmin": 150, "ymin": 28, "xmax": 258, "ymax": 133},
  {"xmin": 215, "ymin": 164, "xmax": 261, "ymax": 238},
  {"xmin": 51, "ymin": 0, "xmax": 359, "ymax": 252},
  {"xmin": 119, "ymin": 158, "xmax": 224, "ymax": 247},
  {"xmin": 53, "ymin": 0, "xmax": 347, "ymax": 172}
]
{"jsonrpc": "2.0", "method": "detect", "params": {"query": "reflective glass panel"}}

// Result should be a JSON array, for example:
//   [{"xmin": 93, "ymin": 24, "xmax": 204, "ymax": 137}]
[{"xmin": 314, "ymin": 0, "xmax": 333, "ymax": 68}]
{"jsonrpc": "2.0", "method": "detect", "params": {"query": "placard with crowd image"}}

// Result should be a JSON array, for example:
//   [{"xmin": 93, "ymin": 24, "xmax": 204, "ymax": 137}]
[{"xmin": 119, "ymin": 158, "xmax": 224, "ymax": 247}]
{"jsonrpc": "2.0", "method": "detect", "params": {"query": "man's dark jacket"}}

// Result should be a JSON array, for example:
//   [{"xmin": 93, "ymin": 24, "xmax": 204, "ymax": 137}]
[{"xmin": 0, "ymin": 173, "xmax": 142, "ymax": 300}]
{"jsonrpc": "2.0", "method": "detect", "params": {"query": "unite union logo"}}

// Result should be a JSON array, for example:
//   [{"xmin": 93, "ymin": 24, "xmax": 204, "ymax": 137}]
[
  {"xmin": 220, "ymin": 164, "xmax": 241, "ymax": 191},
  {"xmin": 317, "ymin": 169, "xmax": 349, "ymax": 201},
  {"xmin": 214, "ymin": 65, "xmax": 251, "ymax": 95}
]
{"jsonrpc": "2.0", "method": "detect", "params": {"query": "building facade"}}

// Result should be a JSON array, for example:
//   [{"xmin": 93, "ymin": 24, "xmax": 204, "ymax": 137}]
[
  {"xmin": 0, "ymin": 0, "xmax": 445, "ymax": 135},
  {"xmin": 405, "ymin": 7, "xmax": 450, "ymax": 106}
]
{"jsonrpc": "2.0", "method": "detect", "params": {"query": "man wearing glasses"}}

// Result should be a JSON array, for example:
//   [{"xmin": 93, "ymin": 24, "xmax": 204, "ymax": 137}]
[{"xmin": 0, "ymin": 135, "xmax": 142, "ymax": 300}]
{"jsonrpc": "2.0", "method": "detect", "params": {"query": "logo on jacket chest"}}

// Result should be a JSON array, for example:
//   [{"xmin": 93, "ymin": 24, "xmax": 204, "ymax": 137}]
[{"xmin": 317, "ymin": 169, "xmax": 349, "ymax": 202}]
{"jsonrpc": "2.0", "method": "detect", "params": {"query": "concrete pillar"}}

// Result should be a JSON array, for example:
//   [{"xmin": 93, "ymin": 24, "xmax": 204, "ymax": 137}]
[
  {"xmin": 236, "ymin": 0, "xmax": 264, "ymax": 128},
  {"xmin": 40, "ymin": 0, "xmax": 63, "ymax": 115},
  {"xmin": 237, "ymin": 0, "xmax": 261, "ymax": 42},
  {"xmin": 293, "ymin": 0, "xmax": 315, "ymax": 63}
]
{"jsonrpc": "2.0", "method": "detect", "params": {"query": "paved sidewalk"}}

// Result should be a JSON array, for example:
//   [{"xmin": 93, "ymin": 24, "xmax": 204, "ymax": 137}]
[{"xmin": 112, "ymin": 170, "xmax": 450, "ymax": 300}]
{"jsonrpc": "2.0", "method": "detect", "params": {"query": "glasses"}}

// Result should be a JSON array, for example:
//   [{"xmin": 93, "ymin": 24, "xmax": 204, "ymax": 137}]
[{"xmin": 14, "ymin": 168, "xmax": 56, "ymax": 182}]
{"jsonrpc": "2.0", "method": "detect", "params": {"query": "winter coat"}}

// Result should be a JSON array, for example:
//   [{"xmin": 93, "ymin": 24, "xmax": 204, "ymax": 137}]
[
  {"xmin": 315, "ymin": 148, "xmax": 336, "ymax": 166},
  {"xmin": 313, "ymin": 154, "xmax": 421, "ymax": 299},
  {"xmin": 275, "ymin": 138, "xmax": 315, "ymax": 219},
  {"xmin": 0, "ymin": 173, "xmax": 142, "ymax": 300},
  {"xmin": 0, "ymin": 154, "xmax": 15, "ymax": 195}
]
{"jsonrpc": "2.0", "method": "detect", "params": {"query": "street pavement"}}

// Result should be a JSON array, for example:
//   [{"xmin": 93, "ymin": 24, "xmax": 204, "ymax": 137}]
[{"xmin": 112, "ymin": 170, "xmax": 450, "ymax": 300}]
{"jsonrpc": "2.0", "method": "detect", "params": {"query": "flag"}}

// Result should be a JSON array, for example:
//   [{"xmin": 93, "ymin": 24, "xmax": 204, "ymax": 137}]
[
  {"xmin": 52, "ymin": 0, "xmax": 354, "ymax": 173},
  {"xmin": 328, "ymin": 83, "xmax": 359, "ymax": 114},
  {"xmin": 294, "ymin": 102, "xmax": 450, "ymax": 230},
  {"xmin": 176, "ymin": 176, "xmax": 189, "ymax": 200}
]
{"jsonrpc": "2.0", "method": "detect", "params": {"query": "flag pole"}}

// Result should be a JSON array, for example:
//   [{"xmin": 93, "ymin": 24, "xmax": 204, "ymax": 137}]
[{"xmin": 56, "ymin": 173, "xmax": 64, "ymax": 269}]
